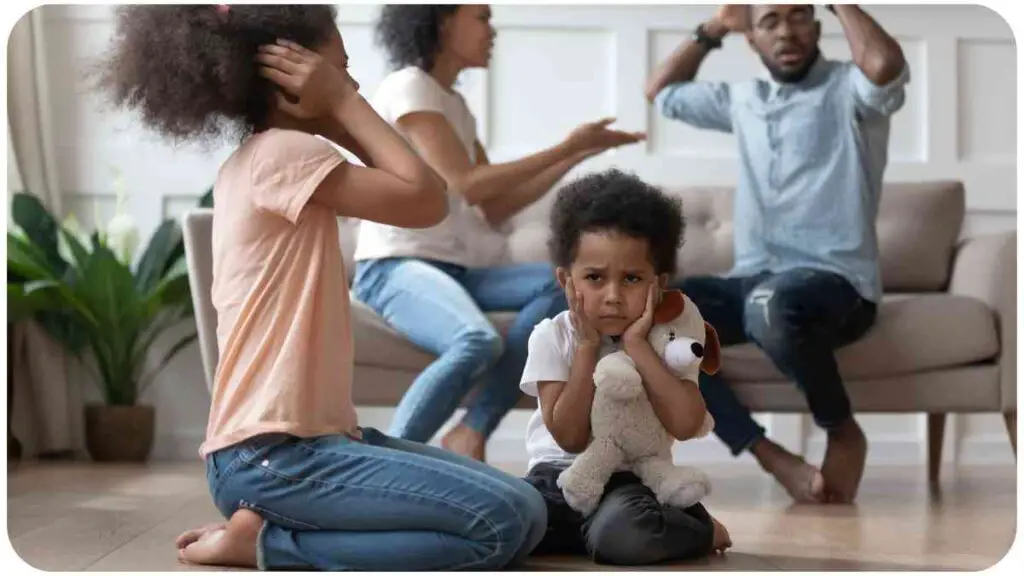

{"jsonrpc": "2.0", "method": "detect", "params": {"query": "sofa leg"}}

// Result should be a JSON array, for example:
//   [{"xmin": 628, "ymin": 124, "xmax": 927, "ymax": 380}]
[
  {"xmin": 1004, "ymin": 412, "xmax": 1016, "ymax": 457},
  {"xmin": 927, "ymin": 413, "xmax": 946, "ymax": 485}
]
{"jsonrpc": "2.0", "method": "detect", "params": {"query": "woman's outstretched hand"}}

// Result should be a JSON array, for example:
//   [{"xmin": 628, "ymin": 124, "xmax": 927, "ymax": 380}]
[{"xmin": 566, "ymin": 118, "xmax": 646, "ymax": 154}]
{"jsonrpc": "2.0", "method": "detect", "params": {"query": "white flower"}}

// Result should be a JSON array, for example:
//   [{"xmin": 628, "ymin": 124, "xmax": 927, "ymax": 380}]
[
  {"xmin": 105, "ymin": 212, "xmax": 140, "ymax": 266},
  {"xmin": 101, "ymin": 165, "xmax": 140, "ymax": 265}
]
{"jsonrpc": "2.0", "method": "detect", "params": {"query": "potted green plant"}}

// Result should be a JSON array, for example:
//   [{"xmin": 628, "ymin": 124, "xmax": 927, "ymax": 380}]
[{"xmin": 7, "ymin": 193, "xmax": 196, "ymax": 462}]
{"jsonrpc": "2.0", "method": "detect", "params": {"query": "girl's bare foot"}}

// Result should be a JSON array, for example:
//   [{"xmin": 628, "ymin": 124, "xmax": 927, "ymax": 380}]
[
  {"xmin": 441, "ymin": 423, "xmax": 486, "ymax": 461},
  {"xmin": 177, "ymin": 508, "xmax": 262, "ymax": 568},
  {"xmin": 711, "ymin": 517, "xmax": 732, "ymax": 553},
  {"xmin": 175, "ymin": 522, "xmax": 225, "ymax": 551},
  {"xmin": 820, "ymin": 418, "xmax": 867, "ymax": 504},
  {"xmin": 752, "ymin": 438, "xmax": 825, "ymax": 503}
]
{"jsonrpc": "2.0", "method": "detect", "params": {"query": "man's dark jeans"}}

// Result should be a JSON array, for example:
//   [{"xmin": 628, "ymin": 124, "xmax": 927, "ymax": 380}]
[{"xmin": 674, "ymin": 268, "xmax": 877, "ymax": 455}]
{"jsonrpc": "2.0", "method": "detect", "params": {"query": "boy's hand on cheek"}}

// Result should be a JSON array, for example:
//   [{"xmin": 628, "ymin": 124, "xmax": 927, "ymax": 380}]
[
  {"xmin": 567, "ymin": 278, "xmax": 602, "ymax": 349},
  {"xmin": 622, "ymin": 283, "xmax": 658, "ymax": 357}
]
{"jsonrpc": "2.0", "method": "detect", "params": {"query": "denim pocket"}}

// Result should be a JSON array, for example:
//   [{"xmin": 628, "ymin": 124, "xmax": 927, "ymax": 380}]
[
  {"xmin": 208, "ymin": 448, "xmax": 245, "ymax": 506},
  {"xmin": 238, "ymin": 499, "xmax": 321, "ymax": 531}
]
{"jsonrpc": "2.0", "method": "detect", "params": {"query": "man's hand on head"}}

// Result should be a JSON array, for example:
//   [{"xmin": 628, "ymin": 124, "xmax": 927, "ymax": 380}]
[{"xmin": 710, "ymin": 4, "xmax": 750, "ymax": 35}]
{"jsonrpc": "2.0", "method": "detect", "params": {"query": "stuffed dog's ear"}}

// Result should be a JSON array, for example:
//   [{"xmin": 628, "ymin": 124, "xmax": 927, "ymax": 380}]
[
  {"xmin": 653, "ymin": 289, "xmax": 685, "ymax": 324},
  {"xmin": 700, "ymin": 322, "xmax": 722, "ymax": 375}
]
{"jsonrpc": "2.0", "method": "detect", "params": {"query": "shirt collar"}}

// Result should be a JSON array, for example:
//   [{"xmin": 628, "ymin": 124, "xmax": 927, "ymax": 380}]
[{"xmin": 768, "ymin": 54, "xmax": 830, "ymax": 99}]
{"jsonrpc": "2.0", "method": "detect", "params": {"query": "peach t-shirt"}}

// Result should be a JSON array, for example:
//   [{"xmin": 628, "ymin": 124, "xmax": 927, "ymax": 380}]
[{"xmin": 199, "ymin": 128, "xmax": 358, "ymax": 457}]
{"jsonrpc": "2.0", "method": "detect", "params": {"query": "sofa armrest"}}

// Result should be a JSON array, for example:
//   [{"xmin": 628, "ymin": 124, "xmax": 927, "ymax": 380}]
[{"xmin": 948, "ymin": 231, "xmax": 1016, "ymax": 411}]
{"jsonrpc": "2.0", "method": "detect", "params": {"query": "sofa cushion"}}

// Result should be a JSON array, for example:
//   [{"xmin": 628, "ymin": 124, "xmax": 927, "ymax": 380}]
[
  {"xmin": 354, "ymin": 292, "xmax": 998, "ymax": 385},
  {"xmin": 504, "ymin": 186, "xmax": 737, "ymax": 278},
  {"xmin": 502, "ymin": 181, "xmax": 967, "ymax": 293},
  {"xmin": 874, "ymin": 181, "xmax": 965, "ymax": 292},
  {"xmin": 719, "ymin": 293, "xmax": 999, "ymax": 382}
]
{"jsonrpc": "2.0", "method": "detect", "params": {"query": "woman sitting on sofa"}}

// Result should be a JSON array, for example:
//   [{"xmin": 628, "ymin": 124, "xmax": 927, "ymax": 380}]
[{"xmin": 352, "ymin": 4, "xmax": 645, "ymax": 461}]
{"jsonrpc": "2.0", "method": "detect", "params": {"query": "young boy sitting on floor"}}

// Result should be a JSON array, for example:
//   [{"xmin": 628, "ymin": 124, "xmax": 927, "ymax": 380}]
[{"xmin": 521, "ymin": 169, "xmax": 732, "ymax": 565}]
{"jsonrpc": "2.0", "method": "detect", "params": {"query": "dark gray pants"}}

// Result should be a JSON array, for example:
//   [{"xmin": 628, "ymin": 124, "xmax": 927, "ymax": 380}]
[{"xmin": 524, "ymin": 462, "xmax": 715, "ymax": 566}]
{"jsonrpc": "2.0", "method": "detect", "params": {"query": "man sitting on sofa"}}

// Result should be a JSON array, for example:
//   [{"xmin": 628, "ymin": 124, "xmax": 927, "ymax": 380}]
[{"xmin": 646, "ymin": 3, "xmax": 908, "ymax": 503}]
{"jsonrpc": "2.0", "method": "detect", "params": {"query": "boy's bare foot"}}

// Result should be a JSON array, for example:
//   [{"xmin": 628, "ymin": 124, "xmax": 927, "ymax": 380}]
[
  {"xmin": 820, "ymin": 418, "xmax": 867, "ymax": 503},
  {"xmin": 751, "ymin": 438, "xmax": 825, "ymax": 503},
  {"xmin": 177, "ymin": 508, "xmax": 262, "ymax": 568},
  {"xmin": 711, "ymin": 517, "xmax": 732, "ymax": 553},
  {"xmin": 442, "ymin": 423, "xmax": 486, "ymax": 461}
]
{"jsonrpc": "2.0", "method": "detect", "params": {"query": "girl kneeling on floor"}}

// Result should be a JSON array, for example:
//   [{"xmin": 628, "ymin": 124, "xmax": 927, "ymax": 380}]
[{"xmin": 98, "ymin": 5, "xmax": 546, "ymax": 570}]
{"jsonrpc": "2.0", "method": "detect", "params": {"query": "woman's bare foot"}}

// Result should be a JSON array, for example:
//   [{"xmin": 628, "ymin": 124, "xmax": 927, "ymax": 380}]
[
  {"xmin": 751, "ymin": 438, "xmax": 826, "ymax": 503},
  {"xmin": 177, "ymin": 508, "xmax": 262, "ymax": 568},
  {"xmin": 711, "ymin": 517, "xmax": 732, "ymax": 553},
  {"xmin": 441, "ymin": 423, "xmax": 486, "ymax": 461},
  {"xmin": 820, "ymin": 418, "xmax": 867, "ymax": 504}
]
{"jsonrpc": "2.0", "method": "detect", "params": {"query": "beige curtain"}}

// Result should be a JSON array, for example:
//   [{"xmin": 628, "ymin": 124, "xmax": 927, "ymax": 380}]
[{"xmin": 8, "ymin": 7, "xmax": 83, "ymax": 459}]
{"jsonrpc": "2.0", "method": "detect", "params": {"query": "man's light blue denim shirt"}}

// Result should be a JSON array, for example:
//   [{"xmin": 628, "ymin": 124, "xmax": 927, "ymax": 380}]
[{"xmin": 656, "ymin": 56, "xmax": 910, "ymax": 302}]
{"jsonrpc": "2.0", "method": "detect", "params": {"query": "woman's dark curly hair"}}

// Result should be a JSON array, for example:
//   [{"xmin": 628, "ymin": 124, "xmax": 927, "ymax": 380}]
[
  {"xmin": 97, "ymin": 5, "xmax": 337, "ymax": 143},
  {"xmin": 549, "ymin": 169, "xmax": 685, "ymax": 277},
  {"xmin": 375, "ymin": 5, "xmax": 460, "ymax": 71}
]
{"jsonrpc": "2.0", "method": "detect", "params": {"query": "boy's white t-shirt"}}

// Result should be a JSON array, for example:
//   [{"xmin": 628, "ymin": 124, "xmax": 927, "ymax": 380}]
[
  {"xmin": 353, "ymin": 65, "xmax": 507, "ymax": 267},
  {"xmin": 520, "ymin": 310, "xmax": 623, "ymax": 472}
]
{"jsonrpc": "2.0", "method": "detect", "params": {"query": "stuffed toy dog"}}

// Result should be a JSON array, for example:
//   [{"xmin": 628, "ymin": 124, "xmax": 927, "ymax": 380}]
[{"xmin": 557, "ymin": 290, "xmax": 722, "ymax": 516}]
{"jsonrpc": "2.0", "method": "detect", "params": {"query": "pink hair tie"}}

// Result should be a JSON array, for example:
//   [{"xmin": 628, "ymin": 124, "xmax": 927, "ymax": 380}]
[{"xmin": 215, "ymin": 4, "xmax": 230, "ymax": 14}]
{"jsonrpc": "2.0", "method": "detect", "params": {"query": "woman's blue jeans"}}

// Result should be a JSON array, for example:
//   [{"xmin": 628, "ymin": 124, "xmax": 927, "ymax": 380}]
[{"xmin": 353, "ymin": 258, "xmax": 567, "ymax": 441}]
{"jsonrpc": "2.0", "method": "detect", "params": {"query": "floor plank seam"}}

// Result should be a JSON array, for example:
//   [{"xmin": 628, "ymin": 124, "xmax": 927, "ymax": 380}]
[{"xmin": 83, "ymin": 494, "xmax": 213, "ymax": 570}]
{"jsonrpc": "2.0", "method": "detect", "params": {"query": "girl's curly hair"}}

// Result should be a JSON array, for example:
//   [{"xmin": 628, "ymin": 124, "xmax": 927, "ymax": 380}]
[
  {"xmin": 97, "ymin": 5, "xmax": 337, "ymax": 143},
  {"xmin": 375, "ymin": 5, "xmax": 459, "ymax": 71}
]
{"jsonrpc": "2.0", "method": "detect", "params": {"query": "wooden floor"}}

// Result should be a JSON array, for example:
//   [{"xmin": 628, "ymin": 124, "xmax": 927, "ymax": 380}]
[{"xmin": 6, "ymin": 460, "xmax": 1017, "ymax": 571}]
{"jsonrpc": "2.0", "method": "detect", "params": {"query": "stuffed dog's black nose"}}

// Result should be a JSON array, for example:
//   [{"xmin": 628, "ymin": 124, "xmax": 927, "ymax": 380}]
[{"xmin": 691, "ymin": 343, "xmax": 704, "ymax": 358}]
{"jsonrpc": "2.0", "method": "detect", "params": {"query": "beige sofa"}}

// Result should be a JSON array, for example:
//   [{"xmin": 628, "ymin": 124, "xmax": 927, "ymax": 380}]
[{"xmin": 183, "ymin": 180, "xmax": 1016, "ymax": 481}]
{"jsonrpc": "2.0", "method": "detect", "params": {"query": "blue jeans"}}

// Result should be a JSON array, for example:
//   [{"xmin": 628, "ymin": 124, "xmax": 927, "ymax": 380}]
[
  {"xmin": 675, "ymin": 269, "xmax": 877, "ymax": 455},
  {"xmin": 206, "ymin": 428, "xmax": 547, "ymax": 570},
  {"xmin": 353, "ymin": 258, "xmax": 567, "ymax": 441}
]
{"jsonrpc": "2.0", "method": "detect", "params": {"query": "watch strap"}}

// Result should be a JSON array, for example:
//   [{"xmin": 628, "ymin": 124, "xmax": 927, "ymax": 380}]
[{"xmin": 694, "ymin": 23, "xmax": 724, "ymax": 50}]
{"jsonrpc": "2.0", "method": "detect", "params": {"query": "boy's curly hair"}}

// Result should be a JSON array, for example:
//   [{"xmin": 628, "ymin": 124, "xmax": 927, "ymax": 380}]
[
  {"xmin": 96, "ymin": 5, "xmax": 338, "ymax": 143},
  {"xmin": 549, "ymin": 169, "xmax": 685, "ymax": 277},
  {"xmin": 375, "ymin": 5, "xmax": 460, "ymax": 71}
]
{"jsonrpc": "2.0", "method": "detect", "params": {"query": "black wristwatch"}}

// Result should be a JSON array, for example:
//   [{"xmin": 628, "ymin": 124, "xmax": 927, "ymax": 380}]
[{"xmin": 693, "ymin": 23, "xmax": 724, "ymax": 51}]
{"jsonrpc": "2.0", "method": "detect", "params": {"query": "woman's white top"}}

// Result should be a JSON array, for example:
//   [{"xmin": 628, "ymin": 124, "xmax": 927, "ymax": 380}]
[{"xmin": 353, "ymin": 66, "xmax": 506, "ymax": 268}]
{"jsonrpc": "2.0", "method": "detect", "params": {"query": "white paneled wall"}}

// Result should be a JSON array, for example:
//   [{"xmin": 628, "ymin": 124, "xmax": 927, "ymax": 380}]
[{"xmin": 38, "ymin": 4, "xmax": 1016, "ymax": 463}]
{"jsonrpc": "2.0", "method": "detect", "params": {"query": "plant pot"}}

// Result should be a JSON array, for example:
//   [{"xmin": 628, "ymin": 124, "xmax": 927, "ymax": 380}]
[{"xmin": 84, "ymin": 404, "xmax": 155, "ymax": 462}]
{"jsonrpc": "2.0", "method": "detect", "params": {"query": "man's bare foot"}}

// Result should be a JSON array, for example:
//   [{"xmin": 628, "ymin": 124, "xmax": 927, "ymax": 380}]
[
  {"xmin": 177, "ymin": 508, "xmax": 262, "ymax": 568},
  {"xmin": 441, "ymin": 423, "xmax": 486, "ymax": 461},
  {"xmin": 711, "ymin": 517, "xmax": 732, "ymax": 553},
  {"xmin": 751, "ymin": 438, "xmax": 825, "ymax": 503},
  {"xmin": 820, "ymin": 418, "xmax": 867, "ymax": 504}
]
